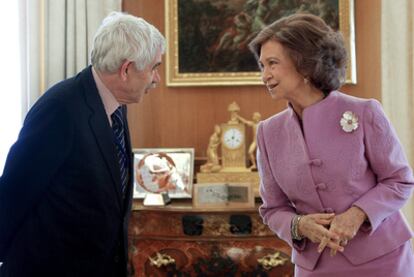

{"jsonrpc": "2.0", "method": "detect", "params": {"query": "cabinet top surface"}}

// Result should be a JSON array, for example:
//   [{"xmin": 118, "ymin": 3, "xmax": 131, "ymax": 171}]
[{"xmin": 132, "ymin": 199, "xmax": 261, "ymax": 213}]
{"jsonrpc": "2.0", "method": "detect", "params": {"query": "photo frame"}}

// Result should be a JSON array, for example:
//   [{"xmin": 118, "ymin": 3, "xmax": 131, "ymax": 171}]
[
  {"xmin": 193, "ymin": 183, "xmax": 254, "ymax": 209},
  {"xmin": 165, "ymin": 0, "xmax": 356, "ymax": 86},
  {"xmin": 133, "ymin": 148, "xmax": 194, "ymax": 199}
]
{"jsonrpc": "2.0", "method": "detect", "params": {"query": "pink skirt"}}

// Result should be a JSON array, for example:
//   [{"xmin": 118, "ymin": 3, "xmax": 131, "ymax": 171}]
[{"xmin": 295, "ymin": 241, "xmax": 414, "ymax": 277}]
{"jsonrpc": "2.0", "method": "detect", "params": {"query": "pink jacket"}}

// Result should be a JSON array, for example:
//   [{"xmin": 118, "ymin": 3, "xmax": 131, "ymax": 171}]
[{"xmin": 257, "ymin": 91, "xmax": 414, "ymax": 270}]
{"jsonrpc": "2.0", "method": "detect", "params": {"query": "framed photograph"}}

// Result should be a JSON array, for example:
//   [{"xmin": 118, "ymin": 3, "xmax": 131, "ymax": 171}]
[
  {"xmin": 193, "ymin": 183, "xmax": 254, "ymax": 209},
  {"xmin": 165, "ymin": 0, "xmax": 356, "ymax": 86},
  {"xmin": 133, "ymin": 148, "xmax": 194, "ymax": 199}
]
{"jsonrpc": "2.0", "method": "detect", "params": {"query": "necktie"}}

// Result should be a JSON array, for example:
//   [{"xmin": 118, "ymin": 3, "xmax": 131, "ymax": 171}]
[{"xmin": 111, "ymin": 106, "xmax": 128, "ymax": 197}]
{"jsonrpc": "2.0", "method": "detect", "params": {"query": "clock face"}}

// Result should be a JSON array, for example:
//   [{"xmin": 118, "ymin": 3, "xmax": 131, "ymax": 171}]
[{"xmin": 223, "ymin": 128, "xmax": 244, "ymax": 149}]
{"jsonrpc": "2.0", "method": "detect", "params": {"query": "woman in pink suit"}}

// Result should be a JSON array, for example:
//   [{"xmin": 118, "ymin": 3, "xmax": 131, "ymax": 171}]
[{"xmin": 249, "ymin": 13, "xmax": 414, "ymax": 276}]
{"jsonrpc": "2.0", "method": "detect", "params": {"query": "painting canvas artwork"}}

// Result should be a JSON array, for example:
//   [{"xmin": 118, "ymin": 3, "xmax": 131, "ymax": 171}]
[
  {"xmin": 133, "ymin": 148, "xmax": 194, "ymax": 199},
  {"xmin": 165, "ymin": 0, "xmax": 355, "ymax": 86}
]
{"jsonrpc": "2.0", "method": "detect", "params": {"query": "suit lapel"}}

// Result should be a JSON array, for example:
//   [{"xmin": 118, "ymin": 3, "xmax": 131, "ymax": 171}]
[{"xmin": 80, "ymin": 67, "xmax": 123, "ymax": 210}]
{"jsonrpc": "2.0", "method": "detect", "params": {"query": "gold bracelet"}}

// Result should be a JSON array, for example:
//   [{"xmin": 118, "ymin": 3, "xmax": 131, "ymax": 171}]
[{"xmin": 291, "ymin": 215, "xmax": 304, "ymax": 241}]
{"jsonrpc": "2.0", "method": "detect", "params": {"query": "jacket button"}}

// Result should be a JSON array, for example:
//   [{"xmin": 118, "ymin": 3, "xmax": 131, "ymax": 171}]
[
  {"xmin": 114, "ymin": 255, "xmax": 119, "ymax": 263},
  {"xmin": 309, "ymin": 159, "xmax": 322, "ymax": 166},
  {"xmin": 324, "ymin": 208, "xmax": 334, "ymax": 213},
  {"xmin": 316, "ymin": 183, "xmax": 327, "ymax": 190}
]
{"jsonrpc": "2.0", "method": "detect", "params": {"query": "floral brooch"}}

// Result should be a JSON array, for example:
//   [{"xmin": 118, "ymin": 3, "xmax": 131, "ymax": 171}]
[{"xmin": 340, "ymin": 111, "xmax": 359, "ymax": 133}]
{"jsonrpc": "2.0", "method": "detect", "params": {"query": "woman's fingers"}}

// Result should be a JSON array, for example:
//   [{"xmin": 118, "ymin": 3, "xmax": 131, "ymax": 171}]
[
  {"xmin": 329, "ymin": 238, "xmax": 345, "ymax": 256},
  {"xmin": 330, "ymin": 239, "xmax": 348, "ymax": 256},
  {"xmin": 320, "ymin": 237, "xmax": 344, "ymax": 255},
  {"xmin": 317, "ymin": 213, "xmax": 335, "ymax": 219},
  {"xmin": 314, "ymin": 218, "xmax": 333, "ymax": 225},
  {"xmin": 318, "ymin": 236, "xmax": 330, "ymax": 253},
  {"xmin": 317, "ymin": 227, "xmax": 340, "ymax": 253},
  {"xmin": 313, "ymin": 213, "xmax": 335, "ymax": 225},
  {"xmin": 300, "ymin": 213, "xmax": 337, "ymax": 240}
]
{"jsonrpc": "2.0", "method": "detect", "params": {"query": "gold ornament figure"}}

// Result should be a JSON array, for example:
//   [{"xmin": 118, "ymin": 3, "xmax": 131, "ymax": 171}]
[
  {"xmin": 227, "ymin": 102, "xmax": 241, "ymax": 124},
  {"xmin": 236, "ymin": 112, "xmax": 261, "ymax": 170},
  {"xmin": 200, "ymin": 125, "xmax": 222, "ymax": 173}
]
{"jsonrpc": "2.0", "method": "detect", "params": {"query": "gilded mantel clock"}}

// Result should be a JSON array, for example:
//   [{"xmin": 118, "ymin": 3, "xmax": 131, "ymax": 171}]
[
  {"xmin": 197, "ymin": 102, "xmax": 260, "ymax": 196},
  {"xmin": 220, "ymin": 123, "xmax": 248, "ymax": 171}
]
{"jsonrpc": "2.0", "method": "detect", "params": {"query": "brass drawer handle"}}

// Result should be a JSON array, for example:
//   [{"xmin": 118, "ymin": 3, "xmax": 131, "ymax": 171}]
[
  {"xmin": 257, "ymin": 252, "xmax": 288, "ymax": 270},
  {"xmin": 149, "ymin": 253, "xmax": 176, "ymax": 268}
]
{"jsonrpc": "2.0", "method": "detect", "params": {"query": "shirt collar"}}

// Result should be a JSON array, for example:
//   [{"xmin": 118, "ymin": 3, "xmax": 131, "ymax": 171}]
[{"xmin": 92, "ymin": 67, "xmax": 120, "ymax": 125}]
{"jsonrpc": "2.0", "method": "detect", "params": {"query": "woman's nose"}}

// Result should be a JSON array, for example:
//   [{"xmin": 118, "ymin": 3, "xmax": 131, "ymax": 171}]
[{"xmin": 261, "ymin": 67, "xmax": 272, "ymax": 83}]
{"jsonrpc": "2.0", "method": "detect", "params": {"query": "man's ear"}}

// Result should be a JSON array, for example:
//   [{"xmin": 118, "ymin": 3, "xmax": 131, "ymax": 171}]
[{"xmin": 119, "ymin": 60, "xmax": 131, "ymax": 81}]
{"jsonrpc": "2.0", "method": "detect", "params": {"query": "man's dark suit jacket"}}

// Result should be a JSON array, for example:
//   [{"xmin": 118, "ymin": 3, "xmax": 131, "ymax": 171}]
[{"xmin": 0, "ymin": 66, "xmax": 133, "ymax": 277}]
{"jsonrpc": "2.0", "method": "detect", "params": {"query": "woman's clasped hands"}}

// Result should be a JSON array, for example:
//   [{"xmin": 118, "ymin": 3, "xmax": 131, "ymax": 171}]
[{"xmin": 297, "ymin": 206, "xmax": 367, "ymax": 256}]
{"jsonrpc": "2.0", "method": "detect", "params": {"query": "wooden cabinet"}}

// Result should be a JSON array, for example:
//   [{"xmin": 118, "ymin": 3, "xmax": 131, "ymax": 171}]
[{"xmin": 128, "ymin": 201, "xmax": 294, "ymax": 276}]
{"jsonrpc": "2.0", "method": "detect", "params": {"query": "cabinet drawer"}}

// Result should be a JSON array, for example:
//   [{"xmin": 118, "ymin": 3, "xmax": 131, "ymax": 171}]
[
  {"xmin": 128, "ymin": 238, "xmax": 293, "ymax": 277},
  {"xmin": 127, "ymin": 202, "xmax": 294, "ymax": 276},
  {"xmin": 129, "ymin": 210, "xmax": 274, "ymax": 238}
]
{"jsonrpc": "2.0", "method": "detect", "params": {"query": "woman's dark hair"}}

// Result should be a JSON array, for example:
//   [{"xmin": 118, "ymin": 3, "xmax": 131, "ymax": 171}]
[{"xmin": 249, "ymin": 13, "xmax": 347, "ymax": 95}]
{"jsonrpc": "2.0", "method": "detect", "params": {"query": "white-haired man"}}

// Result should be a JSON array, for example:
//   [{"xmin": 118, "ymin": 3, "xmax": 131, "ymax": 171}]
[{"xmin": 0, "ymin": 12, "xmax": 165, "ymax": 277}]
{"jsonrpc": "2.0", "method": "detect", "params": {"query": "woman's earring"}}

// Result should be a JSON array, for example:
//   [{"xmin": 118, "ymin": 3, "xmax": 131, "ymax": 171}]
[{"xmin": 304, "ymin": 78, "xmax": 309, "ymax": 85}]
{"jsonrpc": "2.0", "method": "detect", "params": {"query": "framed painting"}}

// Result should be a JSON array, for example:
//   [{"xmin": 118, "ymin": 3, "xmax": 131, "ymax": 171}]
[
  {"xmin": 133, "ymin": 148, "xmax": 194, "ymax": 199},
  {"xmin": 165, "ymin": 0, "xmax": 356, "ymax": 86}
]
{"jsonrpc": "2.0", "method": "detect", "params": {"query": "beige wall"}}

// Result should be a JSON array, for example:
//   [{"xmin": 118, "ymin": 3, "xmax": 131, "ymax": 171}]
[
  {"xmin": 380, "ymin": 0, "xmax": 414, "ymax": 234},
  {"xmin": 123, "ymin": 0, "xmax": 382, "ymax": 160}
]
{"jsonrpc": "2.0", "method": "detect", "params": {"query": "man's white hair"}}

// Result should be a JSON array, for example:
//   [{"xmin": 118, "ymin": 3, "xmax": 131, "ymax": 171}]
[{"xmin": 91, "ymin": 12, "xmax": 165, "ymax": 73}]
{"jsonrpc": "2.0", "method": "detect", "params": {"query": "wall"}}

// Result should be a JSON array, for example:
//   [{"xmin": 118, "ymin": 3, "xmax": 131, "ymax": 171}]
[
  {"xmin": 380, "ymin": 0, "xmax": 414, "ymax": 234},
  {"xmin": 122, "ymin": 0, "xmax": 381, "ymax": 160}
]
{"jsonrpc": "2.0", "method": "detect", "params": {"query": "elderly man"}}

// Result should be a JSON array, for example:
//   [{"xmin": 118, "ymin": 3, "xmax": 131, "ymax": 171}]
[{"xmin": 0, "ymin": 12, "xmax": 165, "ymax": 277}]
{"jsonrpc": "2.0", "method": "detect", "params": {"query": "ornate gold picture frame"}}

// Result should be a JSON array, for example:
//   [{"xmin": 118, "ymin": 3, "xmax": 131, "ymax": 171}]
[{"xmin": 165, "ymin": 0, "xmax": 356, "ymax": 87}]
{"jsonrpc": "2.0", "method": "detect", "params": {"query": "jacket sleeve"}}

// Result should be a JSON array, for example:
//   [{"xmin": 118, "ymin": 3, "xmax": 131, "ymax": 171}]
[
  {"xmin": 257, "ymin": 122, "xmax": 305, "ymax": 249},
  {"xmin": 353, "ymin": 99, "xmax": 414, "ymax": 233},
  {"xmin": 0, "ymin": 97, "xmax": 74, "ymax": 259}
]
